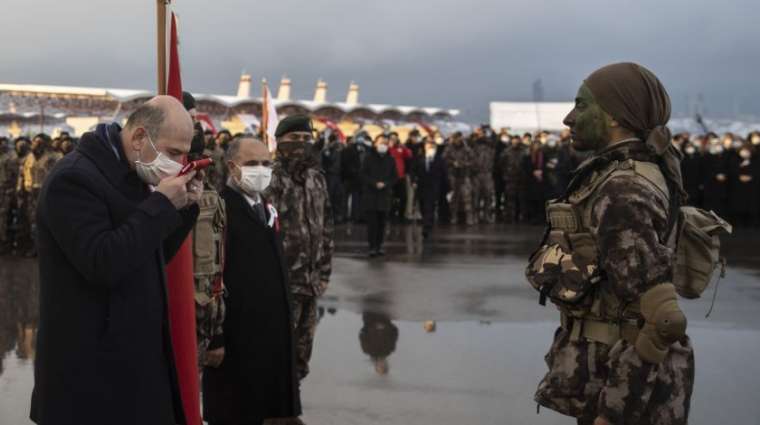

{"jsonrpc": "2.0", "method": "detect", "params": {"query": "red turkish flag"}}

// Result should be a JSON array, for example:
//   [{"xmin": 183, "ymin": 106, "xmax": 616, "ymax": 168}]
[{"xmin": 164, "ymin": 10, "xmax": 201, "ymax": 425}]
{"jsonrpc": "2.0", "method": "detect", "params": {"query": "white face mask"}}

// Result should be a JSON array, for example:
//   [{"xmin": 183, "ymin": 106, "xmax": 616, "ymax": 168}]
[
  {"xmin": 546, "ymin": 139, "xmax": 558, "ymax": 148},
  {"xmin": 238, "ymin": 165, "xmax": 272, "ymax": 195},
  {"xmin": 709, "ymin": 145, "xmax": 724, "ymax": 155},
  {"xmin": 376, "ymin": 144, "xmax": 388, "ymax": 154},
  {"xmin": 134, "ymin": 134, "xmax": 183, "ymax": 186},
  {"xmin": 739, "ymin": 149, "xmax": 752, "ymax": 160},
  {"xmin": 684, "ymin": 146, "xmax": 696, "ymax": 155}
]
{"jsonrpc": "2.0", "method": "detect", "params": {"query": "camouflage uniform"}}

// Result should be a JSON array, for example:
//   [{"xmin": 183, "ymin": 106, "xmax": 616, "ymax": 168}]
[
  {"xmin": 204, "ymin": 146, "xmax": 226, "ymax": 192},
  {"xmin": 264, "ymin": 160, "xmax": 334, "ymax": 380},
  {"xmin": 471, "ymin": 138, "xmax": 496, "ymax": 223},
  {"xmin": 192, "ymin": 188, "xmax": 226, "ymax": 367},
  {"xmin": 527, "ymin": 142, "xmax": 693, "ymax": 425},
  {"xmin": 498, "ymin": 143, "xmax": 527, "ymax": 223},
  {"xmin": 443, "ymin": 142, "xmax": 475, "ymax": 225},
  {"xmin": 16, "ymin": 151, "xmax": 58, "ymax": 256},
  {"xmin": 0, "ymin": 149, "xmax": 19, "ymax": 252}
]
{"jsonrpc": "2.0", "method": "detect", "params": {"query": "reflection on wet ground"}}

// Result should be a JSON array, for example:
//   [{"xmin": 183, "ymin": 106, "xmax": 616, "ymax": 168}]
[{"xmin": 1, "ymin": 224, "xmax": 760, "ymax": 424}]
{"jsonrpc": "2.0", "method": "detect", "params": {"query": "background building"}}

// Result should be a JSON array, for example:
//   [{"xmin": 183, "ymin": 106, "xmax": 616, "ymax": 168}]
[{"xmin": 0, "ymin": 75, "xmax": 463, "ymax": 139}]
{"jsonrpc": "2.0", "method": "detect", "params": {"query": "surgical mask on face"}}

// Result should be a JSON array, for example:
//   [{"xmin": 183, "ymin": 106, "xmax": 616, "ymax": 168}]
[
  {"xmin": 134, "ymin": 134, "xmax": 183, "ymax": 186},
  {"xmin": 500, "ymin": 136, "xmax": 509, "ymax": 143},
  {"xmin": 376, "ymin": 144, "xmax": 388, "ymax": 154},
  {"xmin": 709, "ymin": 145, "xmax": 724, "ymax": 155},
  {"xmin": 546, "ymin": 139, "xmax": 558, "ymax": 148},
  {"xmin": 238, "ymin": 165, "xmax": 272, "ymax": 194},
  {"xmin": 739, "ymin": 149, "xmax": 751, "ymax": 160},
  {"xmin": 684, "ymin": 146, "xmax": 696, "ymax": 155}
]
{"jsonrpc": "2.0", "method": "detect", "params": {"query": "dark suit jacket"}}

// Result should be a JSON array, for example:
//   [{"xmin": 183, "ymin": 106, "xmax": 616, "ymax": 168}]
[
  {"xmin": 31, "ymin": 124, "xmax": 198, "ymax": 425},
  {"xmin": 410, "ymin": 151, "xmax": 448, "ymax": 206},
  {"xmin": 203, "ymin": 188, "xmax": 300, "ymax": 423},
  {"xmin": 360, "ymin": 151, "xmax": 398, "ymax": 212}
]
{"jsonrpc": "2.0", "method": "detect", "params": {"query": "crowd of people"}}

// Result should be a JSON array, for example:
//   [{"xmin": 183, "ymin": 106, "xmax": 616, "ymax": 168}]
[{"xmin": 2, "ymin": 123, "xmax": 759, "ymax": 257}]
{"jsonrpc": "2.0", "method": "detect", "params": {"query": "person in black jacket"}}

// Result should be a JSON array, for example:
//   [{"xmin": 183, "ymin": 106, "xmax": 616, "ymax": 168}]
[
  {"xmin": 31, "ymin": 96, "xmax": 202, "ymax": 425},
  {"xmin": 522, "ymin": 140, "xmax": 548, "ymax": 224},
  {"xmin": 410, "ymin": 139, "xmax": 448, "ymax": 239},
  {"xmin": 728, "ymin": 144, "xmax": 760, "ymax": 226},
  {"xmin": 202, "ymin": 139, "xmax": 301, "ymax": 425},
  {"xmin": 321, "ymin": 133, "xmax": 345, "ymax": 224},
  {"xmin": 341, "ymin": 132, "xmax": 371, "ymax": 223},
  {"xmin": 361, "ymin": 134, "xmax": 398, "ymax": 257},
  {"xmin": 701, "ymin": 141, "xmax": 730, "ymax": 217},
  {"xmin": 680, "ymin": 141, "xmax": 702, "ymax": 207}
]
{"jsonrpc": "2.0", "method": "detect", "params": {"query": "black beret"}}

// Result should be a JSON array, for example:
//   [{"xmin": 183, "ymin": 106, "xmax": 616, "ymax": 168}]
[
  {"xmin": 182, "ymin": 91, "xmax": 196, "ymax": 111},
  {"xmin": 275, "ymin": 114, "xmax": 313, "ymax": 138},
  {"xmin": 34, "ymin": 133, "xmax": 52, "ymax": 144}
]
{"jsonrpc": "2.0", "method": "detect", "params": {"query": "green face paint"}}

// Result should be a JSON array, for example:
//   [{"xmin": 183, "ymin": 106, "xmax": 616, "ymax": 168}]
[{"xmin": 563, "ymin": 84, "xmax": 611, "ymax": 152}]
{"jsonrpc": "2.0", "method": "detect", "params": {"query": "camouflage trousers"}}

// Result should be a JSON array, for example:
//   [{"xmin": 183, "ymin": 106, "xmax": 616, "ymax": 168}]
[
  {"xmin": 195, "ymin": 276, "xmax": 225, "ymax": 367},
  {"xmin": 503, "ymin": 184, "xmax": 522, "ymax": 223},
  {"xmin": 449, "ymin": 177, "xmax": 474, "ymax": 225},
  {"xmin": 291, "ymin": 293, "xmax": 318, "ymax": 381},
  {"xmin": 536, "ymin": 326, "xmax": 694, "ymax": 425},
  {"xmin": 14, "ymin": 191, "xmax": 34, "ymax": 254},
  {"xmin": 471, "ymin": 173, "xmax": 494, "ymax": 223},
  {"xmin": 0, "ymin": 189, "xmax": 12, "ymax": 251}
]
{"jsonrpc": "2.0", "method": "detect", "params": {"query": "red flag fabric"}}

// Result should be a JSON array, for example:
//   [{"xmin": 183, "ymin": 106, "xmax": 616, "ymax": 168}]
[
  {"xmin": 164, "ymin": 10, "xmax": 202, "ymax": 425},
  {"xmin": 315, "ymin": 117, "xmax": 346, "ymax": 143},
  {"xmin": 415, "ymin": 120, "xmax": 436, "ymax": 138}
]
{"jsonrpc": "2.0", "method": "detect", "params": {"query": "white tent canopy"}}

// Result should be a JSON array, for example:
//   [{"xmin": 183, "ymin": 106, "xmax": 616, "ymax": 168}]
[{"xmin": 490, "ymin": 102, "xmax": 573, "ymax": 133}]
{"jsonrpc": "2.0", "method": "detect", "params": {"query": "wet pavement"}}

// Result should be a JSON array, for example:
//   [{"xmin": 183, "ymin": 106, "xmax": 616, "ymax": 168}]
[{"xmin": 1, "ymin": 223, "xmax": 760, "ymax": 424}]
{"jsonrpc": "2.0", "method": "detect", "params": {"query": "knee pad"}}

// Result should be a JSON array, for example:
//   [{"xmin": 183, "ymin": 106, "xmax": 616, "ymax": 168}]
[{"xmin": 635, "ymin": 283, "xmax": 687, "ymax": 364}]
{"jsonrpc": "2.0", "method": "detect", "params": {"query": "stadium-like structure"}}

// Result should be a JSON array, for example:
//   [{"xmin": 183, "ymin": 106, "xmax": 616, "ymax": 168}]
[{"xmin": 0, "ymin": 74, "xmax": 462, "ymax": 138}]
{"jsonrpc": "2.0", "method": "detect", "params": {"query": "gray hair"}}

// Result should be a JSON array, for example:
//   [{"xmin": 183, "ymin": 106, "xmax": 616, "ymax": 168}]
[
  {"xmin": 224, "ymin": 136, "xmax": 264, "ymax": 164},
  {"xmin": 124, "ymin": 104, "xmax": 166, "ymax": 141}
]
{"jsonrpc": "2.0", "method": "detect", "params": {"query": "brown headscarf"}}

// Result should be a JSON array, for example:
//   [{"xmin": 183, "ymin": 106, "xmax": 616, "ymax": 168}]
[{"xmin": 584, "ymin": 62, "xmax": 687, "ymax": 203}]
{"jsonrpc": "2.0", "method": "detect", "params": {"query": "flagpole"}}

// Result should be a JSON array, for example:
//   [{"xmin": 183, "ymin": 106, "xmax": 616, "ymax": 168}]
[
  {"xmin": 261, "ymin": 78, "xmax": 268, "ymax": 142},
  {"xmin": 156, "ymin": 0, "xmax": 168, "ymax": 95}
]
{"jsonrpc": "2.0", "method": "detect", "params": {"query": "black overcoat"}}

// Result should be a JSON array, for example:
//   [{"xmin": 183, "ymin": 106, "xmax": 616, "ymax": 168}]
[
  {"xmin": 202, "ymin": 188, "xmax": 301, "ymax": 424},
  {"xmin": 360, "ymin": 151, "xmax": 398, "ymax": 213},
  {"xmin": 31, "ymin": 124, "xmax": 198, "ymax": 425}
]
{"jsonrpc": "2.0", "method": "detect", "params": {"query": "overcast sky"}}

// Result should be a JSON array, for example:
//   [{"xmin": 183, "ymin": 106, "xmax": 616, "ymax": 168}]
[{"xmin": 1, "ymin": 0, "xmax": 758, "ymax": 122}]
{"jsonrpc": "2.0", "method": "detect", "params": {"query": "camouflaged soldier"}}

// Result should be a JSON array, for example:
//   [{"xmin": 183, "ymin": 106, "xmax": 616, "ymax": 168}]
[
  {"xmin": 443, "ymin": 132, "xmax": 475, "ymax": 225},
  {"xmin": 470, "ymin": 131, "xmax": 496, "ymax": 223},
  {"xmin": 192, "ymin": 186, "xmax": 226, "ymax": 368},
  {"xmin": 526, "ymin": 63, "xmax": 694, "ymax": 425},
  {"xmin": 0, "ymin": 137, "xmax": 19, "ymax": 254},
  {"xmin": 497, "ymin": 136, "xmax": 528, "ymax": 223},
  {"xmin": 183, "ymin": 90, "xmax": 228, "ymax": 370},
  {"xmin": 22, "ymin": 134, "xmax": 60, "ymax": 257},
  {"xmin": 264, "ymin": 114, "xmax": 334, "ymax": 381}
]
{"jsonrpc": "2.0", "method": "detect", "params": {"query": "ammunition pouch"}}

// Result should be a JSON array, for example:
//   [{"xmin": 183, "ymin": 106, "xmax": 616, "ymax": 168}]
[
  {"xmin": 193, "ymin": 190, "xmax": 225, "ymax": 279},
  {"xmin": 526, "ymin": 202, "xmax": 600, "ymax": 306}
]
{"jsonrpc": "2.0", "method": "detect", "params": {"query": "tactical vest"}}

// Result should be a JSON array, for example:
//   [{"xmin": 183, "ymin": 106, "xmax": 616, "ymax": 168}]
[
  {"xmin": 527, "ymin": 159, "xmax": 670, "ymax": 347},
  {"xmin": 193, "ymin": 190, "xmax": 226, "ymax": 305}
]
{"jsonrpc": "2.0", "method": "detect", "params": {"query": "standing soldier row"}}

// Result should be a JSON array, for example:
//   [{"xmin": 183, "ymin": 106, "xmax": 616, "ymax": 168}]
[
  {"xmin": 0, "ymin": 134, "xmax": 65, "ymax": 257},
  {"xmin": 0, "ymin": 137, "xmax": 19, "ymax": 254}
]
